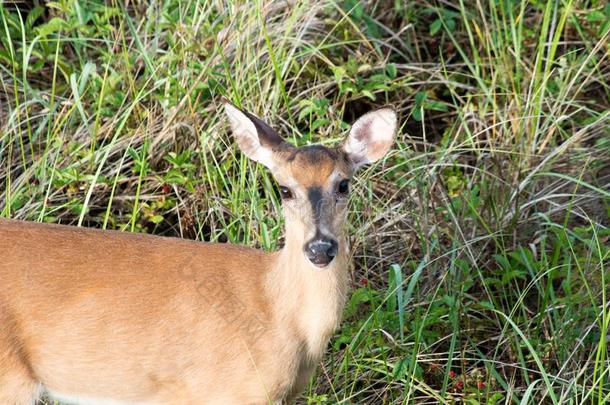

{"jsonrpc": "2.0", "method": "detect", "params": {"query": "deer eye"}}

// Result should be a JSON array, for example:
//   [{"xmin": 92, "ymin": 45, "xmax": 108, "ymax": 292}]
[
  {"xmin": 337, "ymin": 179, "xmax": 349, "ymax": 195},
  {"xmin": 279, "ymin": 186, "xmax": 294, "ymax": 200}
]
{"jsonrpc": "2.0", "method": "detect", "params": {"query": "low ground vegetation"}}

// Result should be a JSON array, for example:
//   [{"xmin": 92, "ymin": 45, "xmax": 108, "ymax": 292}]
[{"xmin": 1, "ymin": 0, "xmax": 609, "ymax": 403}]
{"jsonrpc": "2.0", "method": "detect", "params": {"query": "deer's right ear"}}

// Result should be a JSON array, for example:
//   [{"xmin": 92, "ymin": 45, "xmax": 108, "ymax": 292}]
[{"xmin": 224, "ymin": 103, "xmax": 286, "ymax": 169}]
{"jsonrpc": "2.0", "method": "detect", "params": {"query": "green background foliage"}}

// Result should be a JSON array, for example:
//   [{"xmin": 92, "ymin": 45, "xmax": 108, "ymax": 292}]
[{"xmin": 1, "ymin": 0, "xmax": 609, "ymax": 403}]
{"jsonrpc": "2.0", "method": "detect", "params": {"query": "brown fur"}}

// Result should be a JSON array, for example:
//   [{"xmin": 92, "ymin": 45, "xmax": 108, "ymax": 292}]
[
  {"xmin": 0, "ymin": 216, "xmax": 350, "ymax": 404},
  {"xmin": 0, "ymin": 145, "xmax": 352, "ymax": 405},
  {"xmin": 287, "ymin": 147, "xmax": 348, "ymax": 186},
  {"xmin": 1, "ymin": 104, "xmax": 396, "ymax": 404}
]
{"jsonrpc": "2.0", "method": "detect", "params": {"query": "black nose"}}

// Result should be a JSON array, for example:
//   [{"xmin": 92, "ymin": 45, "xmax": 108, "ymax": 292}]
[{"xmin": 305, "ymin": 238, "xmax": 338, "ymax": 267}]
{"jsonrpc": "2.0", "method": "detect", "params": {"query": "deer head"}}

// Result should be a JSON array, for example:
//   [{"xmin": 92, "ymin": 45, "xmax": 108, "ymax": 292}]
[{"xmin": 224, "ymin": 103, "xmax": 397, "ymax": 268}]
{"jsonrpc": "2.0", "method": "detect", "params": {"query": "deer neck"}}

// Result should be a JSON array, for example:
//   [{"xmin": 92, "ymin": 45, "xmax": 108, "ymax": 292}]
[{"xmin": 265, "ymin": 226, "xmax": 350, "ymax": 358}]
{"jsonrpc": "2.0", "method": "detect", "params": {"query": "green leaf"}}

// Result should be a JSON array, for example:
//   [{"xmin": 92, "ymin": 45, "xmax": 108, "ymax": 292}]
[
  {"xmin": 586, "ymin": 11, "xmax": 606, "ymax": 23},
  {"xmin": 430, "ymin": 19, "xmax": 442, "ymax": 36},
  {"xmin": 385, "ymin": 63, "xmax": 397, "ymax": 79},
  {"xmin": 415, "ymin": 91, "xmax": 427, "ymax": 105},
  {"xmin": 393, "ymin": 357, "xmax": 409, "ymax": 379},
  {"xmin": 412, "ymin": 108, "xmax": 422, "ymax": 121},
  {"xmin": 446, "ymin": 19, "xmax": 456, "ymax": 32},
  {"xmin": 342, "ymin": 0, "xmax": 364, "ymax": 20},
  {"xmin": 501, "ymin": 269, "xmax": 527, "ymax": 284},
  {"xmin": 478, "ymin": 300, "xmax": 495, "ymax": 310},
  {"xmin": 360, "ymin": 90, "xmax": 376, "ymax": 100},
  {"xmin": 344, "ymin": 287, "xmax": 371, "ymax": 318},
  {"xmin": 26, "ymin": 6, "xmax": 45, "ymax": 29},
  {"xmin": 149, "ymin": 215, "xmax": 164, "ymax": 224},
  {"xmin": 36, "ymin": 17, "xmax": 67, "ymax": 37},
  {"xmin": 393, "ymin": 357, "xmax": 423, "ymax": 380},
  {"xmin": 389, "ymin": 264, "xmax": 404, "ymax": 342},
  {"xmin": 331, "ymin": 65, "xmax": 346, "ymax": 84},
  {"xmin": 311, "ymin": 118, "xmax": 330, "ymax": 131},
  {"xmin": 426, "ymin": 101, "xmax": 448, "ymax": 112}
]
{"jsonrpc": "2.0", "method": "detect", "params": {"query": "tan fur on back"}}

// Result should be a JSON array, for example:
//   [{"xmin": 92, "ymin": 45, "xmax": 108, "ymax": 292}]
[{"xmin": 0, "ymin": 218, "xmax": 349, "ymax": 404}]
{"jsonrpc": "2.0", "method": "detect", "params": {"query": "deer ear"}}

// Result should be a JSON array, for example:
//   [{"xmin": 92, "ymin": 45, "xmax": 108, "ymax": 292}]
[
  {"xmin": 343, "ymin": 108, "xmax": 397, "ymax": 170},
  {"xmin": 224, "ymin": 103, "xmax": 286, "ymax": 169}
]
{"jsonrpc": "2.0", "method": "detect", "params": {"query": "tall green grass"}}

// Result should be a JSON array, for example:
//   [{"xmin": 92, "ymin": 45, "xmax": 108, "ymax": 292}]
[{"xmin": 1, "ymin": 0, "xmax": 608, "ymax": 403}]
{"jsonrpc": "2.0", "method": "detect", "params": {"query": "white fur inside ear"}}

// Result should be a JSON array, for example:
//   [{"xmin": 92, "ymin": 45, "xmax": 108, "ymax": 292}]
[
  {"xmin": 224, "ymin": 103, "xmax": 275, "ymax": 168},
  {"xmin": 344, "ymin": 108, "xmax": 396, "ymax": 168}
]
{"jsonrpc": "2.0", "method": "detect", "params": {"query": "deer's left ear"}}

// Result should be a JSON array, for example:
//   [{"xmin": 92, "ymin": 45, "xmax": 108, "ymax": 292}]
[{"xmin": 342, "ymin": 108, "xmax": 397, "ymax": 170}]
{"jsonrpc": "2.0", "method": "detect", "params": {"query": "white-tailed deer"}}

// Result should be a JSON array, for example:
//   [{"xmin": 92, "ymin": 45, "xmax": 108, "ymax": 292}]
[{"xmin": 0, "ymin": 103, "xmax": 396, "ymax": 404}]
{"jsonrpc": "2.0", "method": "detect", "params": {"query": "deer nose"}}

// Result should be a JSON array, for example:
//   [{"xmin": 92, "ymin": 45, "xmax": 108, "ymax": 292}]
[{"xmin": 304, "ymin": 238, "xmax": 338, "ymax": 267}]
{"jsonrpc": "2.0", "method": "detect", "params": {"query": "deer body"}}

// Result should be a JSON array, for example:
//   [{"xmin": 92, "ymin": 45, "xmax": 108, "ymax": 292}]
[
  {"xmin": 0, "ymin": 219, "xmax": 347, "ymax": 404},
  {"xmin": 0, "ymin": 104, "xmax": 396, "ymax": 404}
]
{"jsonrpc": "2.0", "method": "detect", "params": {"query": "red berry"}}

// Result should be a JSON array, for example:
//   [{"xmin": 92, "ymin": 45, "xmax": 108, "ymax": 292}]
[
  {"xmin": 454, "ymin": 380, "xmax": 464, "ymax": 391},
  {"xmin": 448, "ymin": 370, "xmax": 456, "ymax": 379},
  {"xmin": 477, "ymin": 381, "xmax": 485, "ymax": 390},
  {"xmin": 360, "ymin": 278, "xmax": 369, "ymax": 286},
  {"xmin": 162, "ymin": 184, "xmax": 171, "ymax": 194}
]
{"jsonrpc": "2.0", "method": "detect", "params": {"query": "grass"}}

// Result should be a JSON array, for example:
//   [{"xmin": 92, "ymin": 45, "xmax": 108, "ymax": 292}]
[{"xmin": 1, "ymin": 0, "xmax": 609, "ymax": 403}]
